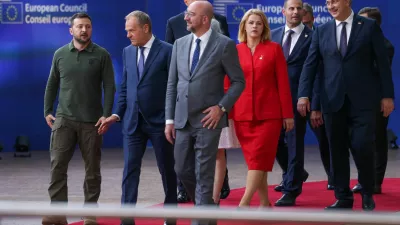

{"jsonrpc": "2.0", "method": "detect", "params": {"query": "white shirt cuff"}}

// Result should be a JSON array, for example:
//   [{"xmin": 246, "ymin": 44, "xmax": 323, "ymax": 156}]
[
  {"xmin": 166, "ymin": 119, "xmax": 174, "ymax": 125},
  {"xmin": 112, "ymin": 114, "xmax": 120, "ymax": 121},
  {"xmin": 299, "ymin": 97, "xmax": 309, "ymax": 100}
]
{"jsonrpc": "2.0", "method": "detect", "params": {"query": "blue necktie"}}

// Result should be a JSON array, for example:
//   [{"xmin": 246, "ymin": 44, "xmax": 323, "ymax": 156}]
[
  {"xmin": 282, "ymin": 30, "xmax": 294, "ymax": 59},
  {"xmin": 191, "ymin": 39, "xmax": 201, "ymax": 74},
  {"xmin": 137, "ymin": 46, "xmax": 145, "ymax": 79},
  {"xmin": 339, "ymin": 22, "xmax": 347, "ymax": 57}
]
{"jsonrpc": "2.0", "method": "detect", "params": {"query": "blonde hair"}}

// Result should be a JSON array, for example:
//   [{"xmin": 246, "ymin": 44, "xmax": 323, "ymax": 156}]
[{"xmin": 238, "ymin": 9, "xmax": 271, "ymax": 43}]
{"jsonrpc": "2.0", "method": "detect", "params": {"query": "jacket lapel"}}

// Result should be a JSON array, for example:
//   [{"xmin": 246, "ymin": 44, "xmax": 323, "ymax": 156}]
[
  {"xmin": 288, "ymin": 26, "xmax": 311, "ymax": 61},
  {"xmin": 131, "ymin": 46, "xmax": 139, "ymax": 85},
  {"xmin": 139, "ymin": 38, "xmax": 161, "ymax": 84},
  {"xmin": 184, "ymin": 35, "xmax": 193, "ymax": 79},
  {"xmin": 191, "ymin": 30, "xmax": 219, "ymax": 79},
  {"xmin": 344, "ymin": 15, "xmax": 363, "ymax": 59},
  {"xmin": 330, "ymin": 20, "xmax": 341, "ymax": 57}
]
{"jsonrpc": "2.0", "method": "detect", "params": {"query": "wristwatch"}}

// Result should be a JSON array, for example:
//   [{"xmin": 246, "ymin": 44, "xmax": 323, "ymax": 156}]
[{"xmin": 218, "ymin": 104, "xmax": 226, "ymax": 112}]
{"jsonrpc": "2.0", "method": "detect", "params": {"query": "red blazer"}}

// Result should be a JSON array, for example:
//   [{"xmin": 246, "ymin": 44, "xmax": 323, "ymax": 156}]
[{"xmin": 225, "ymin": 41, "xmax": 293, "ymax": 121}]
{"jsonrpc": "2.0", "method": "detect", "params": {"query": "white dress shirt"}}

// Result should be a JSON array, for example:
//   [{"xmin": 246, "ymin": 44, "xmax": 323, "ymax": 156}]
[
  {"xmin": 282, "ymin": 23, "xmax": 305, "ymax": 55},
  {"xmin": 137, "ymin": 35, "xmax": 155, "ymax": 64},
  {"xmin": 189, "ymin": 28, "xmax": 212, "ymax": 71},
  {"xmin": 335, "ymin": 11, "xmax": 353, "ymax": 49},
  {"xmin": 166, "ymin": 29, "xmax": 213, "ymax": 125},
  {"xmin": 113, "ymin": 35, "xmax": 155, "ymax": 121}
]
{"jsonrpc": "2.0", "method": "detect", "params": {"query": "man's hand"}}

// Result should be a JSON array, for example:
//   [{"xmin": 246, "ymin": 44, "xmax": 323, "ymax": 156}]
[
  {"xmin": 283, "ymin": 118, "xmax": 294, "ymax": 132},
  {"xmin": 381, "ymin": 98, "xmax": 395, "ymax": 117},
  {"xmin": 201, "ymin": 105, "xmax": 224, "ymax": 129},
  {"xmin": 98, "ymin": 115, "xmax": 118, "ymax": 135},
  {"xmin": 297, "ymin": 98, "xmax": 310, "ymax": 117},
  {"xmin": 45, "ymin": 114, "xmax": 56, "ymax": 128},
  {"xmin": 165, "ymin": 124, "xmax": 176, "ymax": 144},
  {"xmin": 310, "ymin": 111, "xmax": 324, "ymax": 128},
  {"xmin": 95, "ymin": 116, "xmax": 107, "ymax": 135}
]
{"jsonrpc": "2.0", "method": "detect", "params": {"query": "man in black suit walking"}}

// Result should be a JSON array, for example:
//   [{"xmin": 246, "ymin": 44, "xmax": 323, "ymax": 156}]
[
  {"xmin": 164, "ymin": 0, "xmax": 231, "ymax": 203},
  {"xmin": 351, "ymin": 6, "xmax": 395, "ymax": 195}
]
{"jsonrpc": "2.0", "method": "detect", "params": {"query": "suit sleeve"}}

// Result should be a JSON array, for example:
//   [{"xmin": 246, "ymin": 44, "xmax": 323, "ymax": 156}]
[
  {"xmin": 310, "ymin": 62, "xmax": 323, "ymax": 111},
  {"xmin": 114, "ymin": 48, "xmax": 128, "ymax": 120},
  {"xmin": 165, "ymin": 40, "xmax": 179, "ymax": 120},
  {"xmin": 274, "ymin": 45, "xmax": 294, "ymax": 119},
  {"xmin": 165, "ymin": 19, "xmax": 175, "ymax": 44},
  {"xmin": 298, "ymin": 26, "xmax": 322, "ymax": 99},
  {"xmin": 387, "ymin": 41, "xmax": 395, "ymax": 67},
  {"xmin": 372, "ymin": 22, "xmax": 394, "ymax": 99},
  {"xmin": 219, "ymin": 40, "xmax": 245, "ymax": 112}
]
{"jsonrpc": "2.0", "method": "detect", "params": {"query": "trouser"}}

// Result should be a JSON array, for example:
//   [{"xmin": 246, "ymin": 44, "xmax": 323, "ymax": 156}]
[{"xmin": 48, "ymin": 117, "xmax": 102, "ymax": 203}]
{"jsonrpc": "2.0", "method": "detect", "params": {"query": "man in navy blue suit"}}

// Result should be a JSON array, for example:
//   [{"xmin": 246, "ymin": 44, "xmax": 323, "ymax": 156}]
[
  {"xmin": 298, "ymin": 0, "xmax": 394, "ymax": 210},
  {"xmin": 164, "ymin": 0, "xmax": 231, "ymax": 203},
  {"xmin": 100, "ymin": 11, "xmax": 177, "ymax": 225},
  {"xmin": 271, "ymin": 0, "xmax": 332, "ymax": 207}
]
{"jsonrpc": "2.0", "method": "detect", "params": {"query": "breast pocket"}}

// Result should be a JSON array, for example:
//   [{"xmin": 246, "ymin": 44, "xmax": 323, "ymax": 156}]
[{"xmin": 85, "ymin": 57, "xmax": 102, "ymax": 75}]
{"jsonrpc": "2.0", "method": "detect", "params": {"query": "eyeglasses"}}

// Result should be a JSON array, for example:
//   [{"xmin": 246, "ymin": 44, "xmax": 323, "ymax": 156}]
[{"xmin": 184, "ymin": 11, "xmax": 205, "ymax": 18}]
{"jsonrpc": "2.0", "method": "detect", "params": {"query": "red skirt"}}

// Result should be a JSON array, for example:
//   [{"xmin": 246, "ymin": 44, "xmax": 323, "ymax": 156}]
[{"xmin": 234, "ymin": 119, "xmax": 282, "ymax": 171}]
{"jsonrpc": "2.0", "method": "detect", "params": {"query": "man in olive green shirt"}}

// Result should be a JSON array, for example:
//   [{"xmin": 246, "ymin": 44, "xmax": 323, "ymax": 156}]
[{"xmin": 43, "ymin": 12, "xmax": 115, "ymax": 225}]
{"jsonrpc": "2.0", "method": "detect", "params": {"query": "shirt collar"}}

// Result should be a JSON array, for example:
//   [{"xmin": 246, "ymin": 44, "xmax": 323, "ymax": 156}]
[
  {"xmin": 284, "ymin": 23, "xmax": 305, "ymax": 34},
  {"xmin": 68, "ymin": 40, "xmax": 94, "ymax": 52},
  {"xmin": 192, "ymin": 28, "xmax": 212, "ymax": 44},
  {"xmin": 141, "ymin": 35, "xmax": 155, "ymax": 50},
  {"xmin": 335, "ymin": 10, "xmax": 354, "ymax": 27}
]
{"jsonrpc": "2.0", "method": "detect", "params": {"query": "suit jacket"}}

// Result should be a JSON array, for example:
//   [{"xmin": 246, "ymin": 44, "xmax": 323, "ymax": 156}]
[
  {"xmin": 225, "ymin": 41, "xmax": 293, "ymax": 121},
  {"xmin": 165, "ymin": 30, "xmax": 245, "ymax": 129},
  {"xmin": 271, "ymin": 25, "xmax": 322, "ymax": 111},
  {"xmin": 115, "ymin": 38, "xmax": 172, "ymax": 135},
  {"xmin": 385, "ymin": 37, "xmax": 395, "ymax": 66},
  {"xmin": 165, "ymin": 12, "xmax": 230, "ymax": 44},
  {"xmin": 298, "ymin": 14, "xmax": 394, "ymax": 113}
]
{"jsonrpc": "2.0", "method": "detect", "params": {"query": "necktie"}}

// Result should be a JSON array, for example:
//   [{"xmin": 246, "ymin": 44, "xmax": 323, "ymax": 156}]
[
  {"xmin": 137, "ymin": 46, "xmax": 145, "ymax": 79},
  {"xmin": 339, "ymin": 22, "xmax": 347, "ymax": 57},
  {"xmin": 191, "ymin": 39, "xmax": 201, "ymax": 74},
  {"xmin": 282, "ymin": 29, "xmax": 294, "ymax": 59}
]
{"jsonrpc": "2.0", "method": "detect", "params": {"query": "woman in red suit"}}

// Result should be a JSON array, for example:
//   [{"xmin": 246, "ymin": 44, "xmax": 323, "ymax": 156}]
[{"xmin": 228, "ymin": 9, "xmax": 294, "ymax": 207}]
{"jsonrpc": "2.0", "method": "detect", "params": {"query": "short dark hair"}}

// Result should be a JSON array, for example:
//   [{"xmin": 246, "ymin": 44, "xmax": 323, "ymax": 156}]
[
  {"xmin": 284, "ymin": 0, "xmax": 303, "ymax": 8},
  {"xmin": 303, "ymin": 2, "xmax": 314, "ymax": 15},
  {"xmin": 358, "ymin": 7, "xmax": 382, "ymax": 25},
  {"xmin": 69, "ymin": 13, "xmax": 92, "ymax": 27}
]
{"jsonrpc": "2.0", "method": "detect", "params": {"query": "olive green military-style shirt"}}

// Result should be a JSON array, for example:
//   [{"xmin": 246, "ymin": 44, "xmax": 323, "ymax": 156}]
[{"xmin": 44, "ymin": 41, "xmax": 116, "ymax": 122}]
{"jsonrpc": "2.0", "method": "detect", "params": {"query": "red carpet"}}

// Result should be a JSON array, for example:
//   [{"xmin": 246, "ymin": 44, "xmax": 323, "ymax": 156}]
[{"xmin": 70, "ymin": 179, "xmax": 400, "ymax": 225}]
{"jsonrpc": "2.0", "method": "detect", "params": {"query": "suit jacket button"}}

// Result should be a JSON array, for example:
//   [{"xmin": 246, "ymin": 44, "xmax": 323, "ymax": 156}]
[{"xmin": 185, "ymin": 95, "xmax": 188, "ymax": 98}]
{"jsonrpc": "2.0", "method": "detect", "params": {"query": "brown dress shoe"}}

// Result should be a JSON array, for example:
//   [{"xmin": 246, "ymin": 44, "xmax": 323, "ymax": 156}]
[
  {"xmin": 42, "ymin": 216, "xmax": 68, "ymax": 225},
  {"xmin": 84, "ymin": 216, "xmax": 97, "ymax": 225}
]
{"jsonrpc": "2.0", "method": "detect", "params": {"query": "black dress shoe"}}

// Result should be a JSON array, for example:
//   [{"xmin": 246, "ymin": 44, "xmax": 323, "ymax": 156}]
[
  {"xmin": 177, "ymin": 190, "xmax": 190, "ymax": 203},
  {"xmin": 362, "ymin": 195, "xmax": 375, "ymax": 211},
  {"xmin": 327, "ymin": 184, "xmax": 335, "ymax": 190},
  {"xmin": 274, "ymin": 194, "xmax": 297, "ymax": 206},
  {"xmin": 325, "ymin": 200, "xmax": 353, "ymax": 210},
  {"xmin": 164, "ymin": 219, "xmax": 176, "ymax": 225},
  {"xmin": 220, "ymin": 168, "xmax": 230, "ymax": 199},
  {"xmin": 352, "ymin": 183, "xmax": 362, "ymax": 193},
  {"xmin": 302, "ymin": 171, "xmax": 309, "ymax": 182},
  {"xmin": 274, "ymin": 181, "xmax": 284, "ymax": 192}
]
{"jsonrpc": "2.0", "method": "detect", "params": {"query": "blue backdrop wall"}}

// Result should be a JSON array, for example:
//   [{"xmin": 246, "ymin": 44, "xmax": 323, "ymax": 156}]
[{"xmin": 0, "ymin": 0, "xmax": 398, "ymax": 151}]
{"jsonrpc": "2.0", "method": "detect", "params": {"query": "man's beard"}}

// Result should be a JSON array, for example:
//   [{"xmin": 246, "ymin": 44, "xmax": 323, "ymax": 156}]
[{"xmin": 74, "ymin": 35, "xmax": 90, "ymax": 44}]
